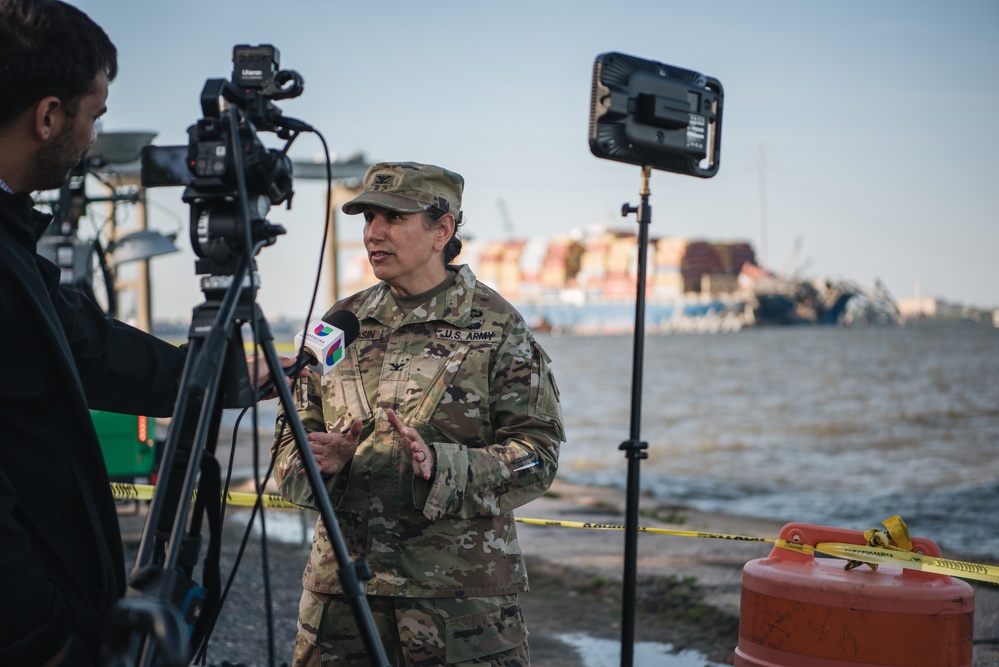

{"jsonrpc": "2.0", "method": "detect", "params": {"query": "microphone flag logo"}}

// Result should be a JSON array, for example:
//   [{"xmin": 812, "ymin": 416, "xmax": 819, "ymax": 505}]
[
  {"xmin": 326, "ymin": 339, "xmax": 344, "ymax": 366},
  {"xmin": 314, "ymin": 324, "xmax": 334, "ymax": 336}
]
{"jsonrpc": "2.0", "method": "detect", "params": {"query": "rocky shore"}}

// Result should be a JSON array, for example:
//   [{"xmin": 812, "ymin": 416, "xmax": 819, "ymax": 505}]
[{"xmin": 119, "ymin": 478, "xmax": 998, "ymax": 666}]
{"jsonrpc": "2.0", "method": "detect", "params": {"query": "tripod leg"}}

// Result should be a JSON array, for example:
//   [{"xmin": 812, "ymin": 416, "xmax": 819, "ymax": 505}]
[
  {"xmin": 255, "ymin": 320, "xmax": 392, "ymax": 667},
  {"xmin": 117, "ymin": 287, "xmax": 252, "ymax": 666}
]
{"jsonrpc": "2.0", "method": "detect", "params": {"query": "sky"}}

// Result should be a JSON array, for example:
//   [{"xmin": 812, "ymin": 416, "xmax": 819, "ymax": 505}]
[{"xmin": 68, "ymin": 0, "xmax": 999, "ymax": 323}]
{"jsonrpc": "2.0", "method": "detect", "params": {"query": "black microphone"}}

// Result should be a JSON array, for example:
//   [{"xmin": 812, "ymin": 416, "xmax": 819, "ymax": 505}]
[
  {"xmin": 293, "ymin": 310, "xmax": 361, "ymax": 375},
  {"xmin": 256, "ymin": 310, "xmax": 360, "ymax": 399}
]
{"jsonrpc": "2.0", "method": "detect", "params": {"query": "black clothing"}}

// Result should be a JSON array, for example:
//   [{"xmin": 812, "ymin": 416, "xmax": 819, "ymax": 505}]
[{"xmin": 0, "ymin": 190, "xmax": 185, "ymax": 665}]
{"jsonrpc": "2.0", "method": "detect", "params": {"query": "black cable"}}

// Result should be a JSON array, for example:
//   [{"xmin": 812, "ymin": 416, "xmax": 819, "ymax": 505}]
[
  {"xmin": 295, "ymin": 126, "xmax": 335, "ymax": 356},
  {"xmin": 191, "ymin": 119, "xmax": 336, "ymax": 667},
  {"xmin": 245, "ymin": 126, "xmax": 335, "ymax": 667},
  {"xmin": 193, "ymin": 409, "xmax": 289, "ymax": 665},
  {"xmin": 191, "ymin": 408, "xmax": 244, "ymax": 665}
]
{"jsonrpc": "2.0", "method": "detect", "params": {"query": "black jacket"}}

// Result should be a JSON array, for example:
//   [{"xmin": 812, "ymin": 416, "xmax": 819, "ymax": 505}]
[{"xmin": 0, "ymin": 191, "xmax": 185, "ymax": 666}]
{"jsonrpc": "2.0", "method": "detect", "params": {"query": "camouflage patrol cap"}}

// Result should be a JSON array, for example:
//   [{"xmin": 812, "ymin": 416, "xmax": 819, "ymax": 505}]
[{"xmin": 341, "ymin": 162, "xmax": 464, "ymax": 217}]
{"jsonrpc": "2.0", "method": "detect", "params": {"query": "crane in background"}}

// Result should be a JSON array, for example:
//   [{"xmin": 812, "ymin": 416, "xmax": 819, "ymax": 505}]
[
  {"xmin": 496, "ymin": 197, "xmax": 516, "ymax": 239},
  {"xmin": 780, "ymin": 235, "xmax": 812, "ymax": 279},
  {"xmin": 33, "ymin": 131, "xmax": 179, "ymax": 331}
]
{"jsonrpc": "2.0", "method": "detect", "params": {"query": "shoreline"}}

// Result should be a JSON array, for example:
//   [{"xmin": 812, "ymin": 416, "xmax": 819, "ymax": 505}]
[
  {"xmin": 518, "ymin": 479, "xmax": 999, "ymax": 666},
  {"xmin": 119, "ymin": 476, "xmax": 998, "ymax": 666}
]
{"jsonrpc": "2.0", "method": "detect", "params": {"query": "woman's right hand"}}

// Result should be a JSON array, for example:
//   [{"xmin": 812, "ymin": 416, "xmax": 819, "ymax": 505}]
[{"xmin": 302, "ymin": 419, "xmax": 362, "ymax": 476}]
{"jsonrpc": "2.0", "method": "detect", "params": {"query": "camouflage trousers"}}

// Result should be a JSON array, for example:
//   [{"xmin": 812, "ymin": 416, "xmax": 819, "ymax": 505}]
[{"xmin": 293, "ymin": 590, "xmax": 530, "ymax": 667}]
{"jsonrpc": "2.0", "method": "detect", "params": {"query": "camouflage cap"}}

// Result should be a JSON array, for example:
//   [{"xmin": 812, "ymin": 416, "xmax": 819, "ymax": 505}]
[{"xmin": 341, "ymin": 162, "xmax": 464, "ymax": 217}]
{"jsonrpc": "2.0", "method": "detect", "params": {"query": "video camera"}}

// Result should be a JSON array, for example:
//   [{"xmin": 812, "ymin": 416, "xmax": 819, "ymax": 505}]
[
  {"xmin": 109, "ymin": 45, "xmax": 321, "ymax": 667},
  {"xmin": 141, "ymin": 44, "xmax": 308, "ymax": 277}
]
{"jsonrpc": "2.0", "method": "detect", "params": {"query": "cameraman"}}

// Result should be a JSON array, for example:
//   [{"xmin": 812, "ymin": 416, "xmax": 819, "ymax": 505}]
[{"xmin": 0, "ymin": 2, "xmax": 299, "ymax": 665}]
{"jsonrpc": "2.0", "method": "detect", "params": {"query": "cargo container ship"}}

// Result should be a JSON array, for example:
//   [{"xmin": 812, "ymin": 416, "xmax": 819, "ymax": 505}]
[{"xmin": 341, "ymin": 228, "xmax": 897, "ymax": 334}]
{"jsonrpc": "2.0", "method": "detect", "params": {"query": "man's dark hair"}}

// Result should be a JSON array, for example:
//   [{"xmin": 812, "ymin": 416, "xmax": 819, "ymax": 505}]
[{"xmin": 0, "ymin": 0, "xmax": 117, "ymax": 128}]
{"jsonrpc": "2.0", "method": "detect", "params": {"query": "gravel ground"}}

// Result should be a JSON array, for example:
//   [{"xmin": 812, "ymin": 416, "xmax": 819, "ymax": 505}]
[{"xmin": 117, "ymin": 479, "xmax": 999, "ymax": 667}]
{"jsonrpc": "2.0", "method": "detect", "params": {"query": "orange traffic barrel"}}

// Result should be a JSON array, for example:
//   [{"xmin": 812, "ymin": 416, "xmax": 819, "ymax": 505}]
[{"xmin": 735, "ymin": 522, "xmax": 975, "ymax": 667}]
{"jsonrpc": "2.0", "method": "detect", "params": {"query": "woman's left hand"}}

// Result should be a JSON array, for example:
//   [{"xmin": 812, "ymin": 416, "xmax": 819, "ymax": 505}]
[{"xmin": 386, "ymin": 408, "xmax": 435, "ymax": 480}]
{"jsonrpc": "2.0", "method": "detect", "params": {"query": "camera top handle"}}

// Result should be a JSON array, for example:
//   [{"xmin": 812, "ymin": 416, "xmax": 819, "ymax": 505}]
[{"xmin": 200, "ymin": 73, "xmax": 306, "ymax": 138}]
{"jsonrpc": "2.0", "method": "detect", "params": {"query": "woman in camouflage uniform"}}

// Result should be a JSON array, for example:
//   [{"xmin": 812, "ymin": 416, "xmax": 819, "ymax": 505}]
[{"xmin": 272, "ymin": 162, "xmax": 564, "ymax": 666}]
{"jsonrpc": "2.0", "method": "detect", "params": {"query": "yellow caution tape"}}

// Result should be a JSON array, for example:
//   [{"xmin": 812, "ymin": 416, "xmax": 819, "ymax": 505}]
[
  {"xmin": 526, "ymin": 516, "xmax": 999, "ymax": 585},
  {"xmin": 113, "ymin": 484, "xmax": 998, "ymax": 585},
  {"xmin": 112, "ymin": 483, "xmax": 303, "ymax": 510},
  {"xmin": 773, "ymin": 539, "xmax": 999, "ymax": 585},
  {"xmin": 514, "ymin": 517, "xmax": 773, "ymax": 542},
  {"xmin": 811, "ymin": 542, "xmax": 999, "ymax": 586}
]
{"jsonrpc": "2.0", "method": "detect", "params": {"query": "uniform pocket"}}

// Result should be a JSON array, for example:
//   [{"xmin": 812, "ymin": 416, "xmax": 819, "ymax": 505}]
[
  {"xmin": 444, "ymin": 599, "xmax": 528, "ymax": 664},
  {"xmin": 530, "ymin": 342, "xmax": 565, "ymax": 441},
  {"xmin": 412, "ymin": 344, "xmax": 469, "ymax": 425},
  {"xmin": 296, "ymin": 589, "xmax": 327, "ymax": 646},
  {"xmin": 323, "ymin": 358, "xmax": 373, "ymax": 430}
]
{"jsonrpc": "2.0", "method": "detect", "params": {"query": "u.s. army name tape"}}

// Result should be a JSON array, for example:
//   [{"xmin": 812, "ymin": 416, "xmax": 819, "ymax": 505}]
[{"xmin": 111, "ymin": 483, "xmax": 998, "ymax": 585}]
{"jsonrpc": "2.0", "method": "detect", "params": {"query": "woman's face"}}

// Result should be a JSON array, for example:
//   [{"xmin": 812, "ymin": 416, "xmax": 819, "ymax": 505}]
[{"xmin": 362, "ymin": 206, "xmax": 452, "ymax": 297}]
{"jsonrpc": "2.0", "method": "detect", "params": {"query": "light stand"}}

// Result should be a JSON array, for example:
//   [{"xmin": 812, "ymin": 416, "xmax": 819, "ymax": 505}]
[
  {"xmin": 618, "ymin": 166, "xmax": 652, "ymax": 667},
  {"xmin": 588, "ymin": 51, "xmax": 723, "ymax": 667}
]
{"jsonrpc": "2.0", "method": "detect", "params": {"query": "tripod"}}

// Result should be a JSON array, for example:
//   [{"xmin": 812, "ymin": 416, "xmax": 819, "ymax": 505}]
[
  {"xmin": 103, "ymin": 250, "xmax": 389, "ymax": 666},
  {"xmin": 103, "ymin": 102, "xmax": 390, "ymax": 667}
]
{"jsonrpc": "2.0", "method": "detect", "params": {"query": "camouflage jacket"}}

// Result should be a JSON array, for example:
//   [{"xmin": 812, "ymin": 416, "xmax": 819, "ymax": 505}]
[{"xmin": 272, "ymin": 265, "xmax": 564, "ymax": 598}]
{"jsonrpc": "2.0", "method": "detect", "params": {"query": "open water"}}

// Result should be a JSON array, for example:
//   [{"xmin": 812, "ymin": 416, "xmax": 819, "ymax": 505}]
[
  {"xmin": 216, "ymin": 318, "xmax": 995, "ymax": 667},
  {"xmin": 544, "ymin": 319, "xmax": 999, "ymax": 559},
  {"xmin": 223, "ymin": 319, "xmax": 998, "ymax": 560}
]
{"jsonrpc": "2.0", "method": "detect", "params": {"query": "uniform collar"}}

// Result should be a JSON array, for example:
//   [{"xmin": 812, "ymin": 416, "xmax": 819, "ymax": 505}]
[{"xmin": 357, "ymin": 264, "xmax": 478, "ymax": 329}]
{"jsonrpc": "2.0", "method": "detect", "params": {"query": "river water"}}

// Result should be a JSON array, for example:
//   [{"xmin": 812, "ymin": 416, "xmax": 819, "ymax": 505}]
[
  {"xmin": 215, "ymin": 319, "xmax": 993, "ymax": 665},
  {"xmin": 543, "ymin": 319, "xmax": 999, "ymax": 559},
  {"xmin": 222, "ymin": 319, "xmax": 998, "ymax": 560}
]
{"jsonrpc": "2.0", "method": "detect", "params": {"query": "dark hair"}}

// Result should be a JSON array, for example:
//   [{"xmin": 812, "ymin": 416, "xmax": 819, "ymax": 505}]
[
  {"xmin": 0, "ymin": 0, "xmax": 118, "ymax": 128},
  {"xmin": 425, "ymin": 206, "xmax": 464, "ymax": 264}
]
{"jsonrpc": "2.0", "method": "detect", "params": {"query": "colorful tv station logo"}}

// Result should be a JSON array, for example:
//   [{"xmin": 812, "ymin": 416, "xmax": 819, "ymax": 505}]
[
  {"xmin": 326, "ymin": 339, "xmax": 343, "ymax": 366},
  {"xmin": 312, "ymin": 324, "xmax": 344, "ymax": 366}
]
